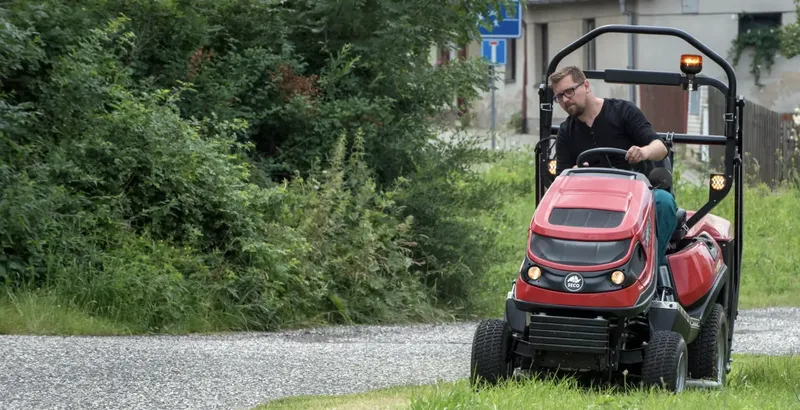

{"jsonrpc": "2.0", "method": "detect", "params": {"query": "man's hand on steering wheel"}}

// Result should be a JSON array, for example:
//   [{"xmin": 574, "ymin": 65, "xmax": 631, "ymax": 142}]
[{"xmin": 625, "ymin": 146, "xmax": 647, "ymax": 163}]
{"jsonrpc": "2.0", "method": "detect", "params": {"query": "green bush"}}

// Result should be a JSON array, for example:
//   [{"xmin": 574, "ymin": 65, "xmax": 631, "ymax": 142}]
[{"xmin": 0, "ymin": 1, "xmax": 519, "ymax": 334}]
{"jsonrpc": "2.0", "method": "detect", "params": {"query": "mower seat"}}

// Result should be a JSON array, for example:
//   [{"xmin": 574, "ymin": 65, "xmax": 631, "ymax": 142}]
[
  {"xmin": 671, "ymin": 208, "xmax": 687, "ymax": 243},
  {"xmin": 653, "ymin": 156, "xmax": 675, "ymax": 196}
]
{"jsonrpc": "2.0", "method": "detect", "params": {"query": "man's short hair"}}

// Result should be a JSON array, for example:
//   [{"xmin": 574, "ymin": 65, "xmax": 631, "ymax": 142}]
[{"xmin": 548, "ymin": 66, "xmax": 586, "ymax": 87}]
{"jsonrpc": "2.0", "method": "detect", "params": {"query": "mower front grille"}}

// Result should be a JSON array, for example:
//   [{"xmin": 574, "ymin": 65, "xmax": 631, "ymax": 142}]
[{"xmin": 528, "ymin": 314, "xmax": 610, "ymax": 354}]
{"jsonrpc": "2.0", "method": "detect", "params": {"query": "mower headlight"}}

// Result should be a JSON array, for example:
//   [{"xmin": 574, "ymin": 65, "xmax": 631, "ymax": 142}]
[
  {"xmin": 547, "ymin": 159, "xmax": 557, "ymax": 175},
  {"xmin": 527, "ymin": 266, "xmax": 541, "ymax": 281},
  {"xmin": 610, "ymin": 270, "xmax": 625, "ymax": 285}
]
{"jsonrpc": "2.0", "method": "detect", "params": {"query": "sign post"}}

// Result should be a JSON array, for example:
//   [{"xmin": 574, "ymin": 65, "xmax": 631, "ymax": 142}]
[
  {"xmin": 481, "ymin": 39, "xmax": 506, "ymax": 149},
  {"xmin": 477, "ymin": 1, "xmax": 522, "ymax": 150}
]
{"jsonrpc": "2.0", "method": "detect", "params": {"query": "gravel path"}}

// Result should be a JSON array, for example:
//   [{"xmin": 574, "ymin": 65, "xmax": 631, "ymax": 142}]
[{"xmin": 1, "ymin": 307, "xmax": 799, "ymax": 410}]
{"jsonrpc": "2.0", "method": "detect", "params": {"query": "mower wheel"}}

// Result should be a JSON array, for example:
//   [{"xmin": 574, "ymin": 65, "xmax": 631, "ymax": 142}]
[
  {"xmin": 470, "ymin": 319, "xmax": 514, "ymax": 386},
  {"xmin": 641, "ymin": 330, "xmax": 688, "ymax": 393},
  {"xmin": 688, "ymin": 303, "xmax": 728, "ymax": 384}
]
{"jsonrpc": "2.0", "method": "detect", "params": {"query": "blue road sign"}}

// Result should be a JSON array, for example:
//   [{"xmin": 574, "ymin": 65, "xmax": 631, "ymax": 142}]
[
  {"xmin": 478, "ymin": 1, "xmax": 522, "ymax": 39},
  {"xmin": 481, "ymin": 39, "xmax": 507, "ymax": 65}
]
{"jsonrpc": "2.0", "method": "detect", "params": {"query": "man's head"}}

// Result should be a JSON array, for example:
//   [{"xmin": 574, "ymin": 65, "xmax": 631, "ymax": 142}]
[{"xmin": 548, "ymin": 66, "xmax": 590, "ymax": 117}]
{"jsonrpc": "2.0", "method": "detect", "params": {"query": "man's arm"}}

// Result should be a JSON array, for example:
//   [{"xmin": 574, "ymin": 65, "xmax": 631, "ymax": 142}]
[
  {"xmin": 642, "ymin": 139, "xmax": 669, "ymax": 161},
  {"xmin": 555, "ymin": 122, "xmax": 575, "ymax": 175},
  {"xmin": 623, "ymin": 102, "xmax": 669, "ymax": 161}
]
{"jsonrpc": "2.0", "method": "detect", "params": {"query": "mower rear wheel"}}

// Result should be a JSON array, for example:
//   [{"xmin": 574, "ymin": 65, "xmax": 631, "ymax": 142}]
[
  {"xmin": 470, "ymin": 319, "xmax": 514, "ymax": 386},
  {"xmin": 688, "ymin": 303, "xmax": 728, "ymax": 384},
  {"xmin": 641, "ymin": 330, "xmax": 688, "ymax": 393}
]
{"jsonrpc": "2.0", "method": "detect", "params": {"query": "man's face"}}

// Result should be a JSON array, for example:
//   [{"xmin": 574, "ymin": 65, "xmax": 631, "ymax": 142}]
[{"xmin": 552, "ymin": 75, "xmax": 588, "ymax": 117}]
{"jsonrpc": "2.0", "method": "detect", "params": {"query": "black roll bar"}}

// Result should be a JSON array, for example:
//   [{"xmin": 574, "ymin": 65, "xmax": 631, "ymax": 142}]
[
  {"xmin": 548, "ymin": 126, "xmax": 727, "ymax": 146},
  {"xmin": 537, "ymin": 24, "xmax": 740, "ymax": 232},
  {"xmin": 582, "ymin": 69, "xmax": 729, "ymax": 96},
  {"xmin": 544, "ymin": 25, "xmax": 737, "ymax": 100}
]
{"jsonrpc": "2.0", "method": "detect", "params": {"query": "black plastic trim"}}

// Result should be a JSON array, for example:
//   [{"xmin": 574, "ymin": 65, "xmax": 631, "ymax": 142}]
[
  {"xmin": 512, "ymin": 270, "xmax": 657, "ymax": 317},
  {"xmin": 560, "ymin": 167, "xmax": 650, "ymax": 180},
  {"xmin": 529, "ymin": 234, "xmax": 631, "ymax": 267},
  {"xmin": 527, "ymin": 315, "xmax": 610, "ymax": 355},
  {"xmin": 648, "ymin": 300, "xmax": 694, "ymax": 341},
  {"xmin": 505, "ymin": 297, "xmax": 528, "ymax": 335},
  {"xmin": 548, "ymin": 208, "xmax": 625, "ymax": 228}
]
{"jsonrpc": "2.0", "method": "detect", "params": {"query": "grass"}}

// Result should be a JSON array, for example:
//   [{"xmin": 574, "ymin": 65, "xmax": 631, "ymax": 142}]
[
  {"xmin": 256, "ymin": 386, "xmax": 424, "ymax": 410},
  {"xmin": 0, "ymin": 289, "xmax": 135, "ymax": 335},
  {"xmin": 258, "ymin": 354, "xmax": 800, "ymax": 410}
]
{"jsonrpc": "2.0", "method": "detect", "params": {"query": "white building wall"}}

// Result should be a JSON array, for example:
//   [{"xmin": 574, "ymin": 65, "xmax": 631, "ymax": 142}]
[
  {"xmin": 634, "ymin": 0, "xmax": 800, "ymax": 113},
  {"xmin": 460, "ymin": 0, "xmax": 800, "ymax": 138}
]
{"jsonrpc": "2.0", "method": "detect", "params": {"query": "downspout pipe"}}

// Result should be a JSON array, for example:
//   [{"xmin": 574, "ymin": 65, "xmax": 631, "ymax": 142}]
[
  {"xmin": 521, "ymin": 19, "xmax": 528, "ymax": 134},
  {"xmin": 620, "ymin": 0, "xmax": 636, "ymax": 104}
]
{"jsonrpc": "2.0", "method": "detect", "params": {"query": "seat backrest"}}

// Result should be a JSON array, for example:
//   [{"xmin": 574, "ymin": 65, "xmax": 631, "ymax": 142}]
[{"xmin": 653, "ymin": 155, "xmax": 675, "ymax": 196}]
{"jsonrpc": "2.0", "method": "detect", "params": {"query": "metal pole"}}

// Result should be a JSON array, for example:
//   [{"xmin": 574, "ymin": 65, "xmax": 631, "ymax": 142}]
[{"xmin": 491, "ymin": 65, "xmax": 496, "ymax": 149}]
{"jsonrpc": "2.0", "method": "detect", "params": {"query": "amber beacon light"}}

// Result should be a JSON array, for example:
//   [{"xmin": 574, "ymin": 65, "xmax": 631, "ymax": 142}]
[{"xmin": 680, "ymin": 54, "xmax": 703, "ymax": 75}]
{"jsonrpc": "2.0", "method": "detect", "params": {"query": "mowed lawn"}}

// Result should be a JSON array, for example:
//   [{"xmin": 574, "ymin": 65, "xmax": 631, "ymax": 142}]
[{"xmin": 259, "ymin": 354, "xmax": 800, "ymax": 410}]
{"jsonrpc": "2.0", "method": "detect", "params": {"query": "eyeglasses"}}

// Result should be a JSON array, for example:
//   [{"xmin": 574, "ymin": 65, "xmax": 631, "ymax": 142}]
[{"xmin": 553, "ymin": 83, "xmax": 582, "ymax": 102}]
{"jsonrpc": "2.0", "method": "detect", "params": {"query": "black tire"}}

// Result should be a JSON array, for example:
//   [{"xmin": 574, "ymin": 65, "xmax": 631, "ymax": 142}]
[
  {"xmin": 641, "ymin": 330, "xmax": 688, "ymax": 393},
  {"xmin": 688, "ymin": 303, "xmax": 728, "ymax": 384},
  {"xmin": 470, "ymin": 319, "xmax": 514, "ymax": 386}
]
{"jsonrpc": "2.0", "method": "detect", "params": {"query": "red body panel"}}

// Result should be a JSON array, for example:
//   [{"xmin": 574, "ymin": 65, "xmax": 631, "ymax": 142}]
[
  {"xmin": 684, "ymin": 211, "xmax": 732, "ymax": 241},
  {"xmin": 667, "ymin": 236, "xmax": 723, "ymax": 306},
  {"xmin": 528, "ymin": 175, "xmax": 654, "ymax": 273},
  {"xmin": 531, "ymin": 175, "xmax": 652, "ymax": 242}
]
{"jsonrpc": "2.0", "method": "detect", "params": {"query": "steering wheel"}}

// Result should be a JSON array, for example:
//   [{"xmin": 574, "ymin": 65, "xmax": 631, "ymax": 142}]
[{"xmin": 575, "ymin": 147, "xmax": 653, "ymax": 176}]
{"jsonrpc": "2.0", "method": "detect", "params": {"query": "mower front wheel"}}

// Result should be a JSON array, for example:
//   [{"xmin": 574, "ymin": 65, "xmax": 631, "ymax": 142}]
[
  {"xmin": 641, "ymin": 330, "xmax": 688, "ymax": 393},
  {"xmin": 470, "ymin": 319, "xmax": 514, "ymax": 386}
]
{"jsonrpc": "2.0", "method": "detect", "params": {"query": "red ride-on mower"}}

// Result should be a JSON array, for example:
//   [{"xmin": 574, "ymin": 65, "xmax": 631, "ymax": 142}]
[{"xmin": 470, "ymin": 25, "xmax": 743, "ymax": 393}]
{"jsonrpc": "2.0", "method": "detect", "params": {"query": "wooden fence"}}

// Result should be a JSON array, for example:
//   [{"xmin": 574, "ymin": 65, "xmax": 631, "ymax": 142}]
[{"xmin": 707, "ymin": 88, "xmax": 797, "ymax": 187}]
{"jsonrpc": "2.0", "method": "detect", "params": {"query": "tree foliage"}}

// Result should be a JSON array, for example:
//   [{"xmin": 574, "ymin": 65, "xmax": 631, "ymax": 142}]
[
  {"xmin": 0, "ymin": 0, "xmax": 522, "ymax": 332},
  {"xmin": 780, "ymin": 0, "xmax": 800, "ymax": 59}
]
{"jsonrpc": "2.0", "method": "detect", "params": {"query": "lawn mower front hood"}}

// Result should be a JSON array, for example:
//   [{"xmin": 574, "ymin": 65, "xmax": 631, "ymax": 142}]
[{"xmin": 530, "ymin": 174, "xmax": 653, "ymax": 242}]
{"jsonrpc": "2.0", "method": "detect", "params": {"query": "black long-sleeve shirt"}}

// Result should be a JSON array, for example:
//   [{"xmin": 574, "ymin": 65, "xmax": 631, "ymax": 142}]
[{"xmin": 554, "ymin": 98, "xmax": 669, "ymax": 176}]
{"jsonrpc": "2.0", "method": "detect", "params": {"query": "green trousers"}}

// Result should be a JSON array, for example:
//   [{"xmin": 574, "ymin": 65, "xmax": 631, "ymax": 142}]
[{"xmin": 654, "ymin": 189, "xmax": 678, "ymax": 267}]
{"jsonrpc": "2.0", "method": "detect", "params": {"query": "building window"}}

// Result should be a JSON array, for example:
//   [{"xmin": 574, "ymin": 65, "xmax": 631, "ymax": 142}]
[
  {"xmin": 505, "ymin": 38, "xmax": 517, "ymax": 83},
  {"xmin": 738, "ymin": 12, "xmax": 782, "ymax": 33},
  {"xmin": 584, "ymin": 18, "xmax": 596, "ymax": 71}
]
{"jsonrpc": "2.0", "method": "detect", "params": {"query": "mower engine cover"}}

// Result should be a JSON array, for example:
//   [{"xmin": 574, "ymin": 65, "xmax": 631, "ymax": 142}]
[{"xmin": 517, "ymin": 169, "xmax": 657, "ymax": 310}]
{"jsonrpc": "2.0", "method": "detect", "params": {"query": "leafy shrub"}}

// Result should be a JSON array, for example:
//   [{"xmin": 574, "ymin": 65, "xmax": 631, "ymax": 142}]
[{"xmin": 0, "ymin": 1, "xmax": 524, "ymax": 333}]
